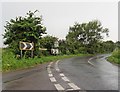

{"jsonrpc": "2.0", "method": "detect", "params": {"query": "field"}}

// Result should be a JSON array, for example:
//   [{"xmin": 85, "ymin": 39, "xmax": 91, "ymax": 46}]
[{"xmin": 2, "ymin": 48, "xmax": 90, "ymax": 72}]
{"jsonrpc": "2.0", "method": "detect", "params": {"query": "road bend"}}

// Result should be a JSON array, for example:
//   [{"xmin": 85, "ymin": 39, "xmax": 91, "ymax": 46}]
[{"xmin": 2, "ymin": 54, "xmax": 119, "ymax": 91}]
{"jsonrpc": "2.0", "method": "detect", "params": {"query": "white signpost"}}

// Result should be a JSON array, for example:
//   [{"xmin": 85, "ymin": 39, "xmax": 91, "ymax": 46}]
[
  {"xmin": 19, "ymin": 42, "xmax": 34, "ymax": 58},
  {"xmin": 51, "ymin": 40, "xmax": 59, "ymax": 55}
]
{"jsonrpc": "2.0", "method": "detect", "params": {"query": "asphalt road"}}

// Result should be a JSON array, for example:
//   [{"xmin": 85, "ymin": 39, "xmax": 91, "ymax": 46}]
[{"xmin": 2, "ymin": 54, "xmax": 119, "ymax": 91}]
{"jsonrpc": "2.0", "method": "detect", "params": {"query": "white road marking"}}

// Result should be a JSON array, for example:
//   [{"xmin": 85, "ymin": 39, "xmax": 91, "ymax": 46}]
[
  {"xmin": 50, "ymin": 62, "xmax": 53, "ymax": 65},
  {"xmin": 50, "ymin": 77, "xmax": 57, "ymax": 82},
  {"xmin": 88, "ymin": 57, "xmax": 95, "ymax": 66},
  {"xmin": 68, "ymin": 83, "xmax": 81, "ymax": 90},
  {"xmin": 67, "ymin": 88, "xmax": 74, "ymax": 91},
  {"xmin": 47, "ymin": 68, "xmax": 52, "ymax": 74},
  {"xmin": 48, "ymin": 65, "xmax": 51, "ymax": 67},
  {"xmin": 56, "ymin": 69, "xmax": 60, "ymax": 72},
  {"xmin": 59, "ymin": 73, "xmax": 65, "ymax": 77},
  {"xmin": 55, "ymin": 60, "xmax": 60, "ymax": 72},
  {"xmin": 48, "ymin": 73, "xmax": 53, "ymax": 77},
  {"xmin": 61, "ymin": 76, "xmax": 70, "ymax": 82},
  {"xmin": 54, "ymin": 84, "xmax": 65, "ymax": 90}
]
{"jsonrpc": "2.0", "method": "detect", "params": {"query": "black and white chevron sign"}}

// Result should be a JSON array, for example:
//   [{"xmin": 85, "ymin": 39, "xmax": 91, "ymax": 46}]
[{"xmin": 20, "ymin": 42, "xmax": 34, "ymax": 50}]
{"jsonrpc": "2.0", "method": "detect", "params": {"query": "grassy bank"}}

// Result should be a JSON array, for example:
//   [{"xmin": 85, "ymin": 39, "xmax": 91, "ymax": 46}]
[
  {"xmin": 2, "ymin": 48, "xmax": 90, "ymax": 72},
  {"xmin": 107, "ymin": 48, "xmax": 120, "ymax": 64}
]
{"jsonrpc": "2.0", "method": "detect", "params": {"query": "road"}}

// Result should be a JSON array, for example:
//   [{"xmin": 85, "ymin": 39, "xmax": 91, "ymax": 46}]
[{"xmin": 2, "ymin": 54, "xmax": 119, "ymax": 92}]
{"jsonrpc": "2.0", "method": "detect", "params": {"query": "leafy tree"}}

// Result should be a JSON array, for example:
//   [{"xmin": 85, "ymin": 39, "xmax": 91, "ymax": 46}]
[
  {"xmin": 102, "ymin": 41, "xmax": 115, "ymax": 53},
  {"xmin": 39, "ymin": 35, "xmax": 58, "ymax": 55},
  {"xmin": 3, "ymin": 10, "xmax": 46, "ymax": 57},
  {"xmin": 58, "ymin": 39, "xmax": 68, "ymax": 54},
  {"xmin": 66, "ymin": 20, "xmax": 109, "ymax": 54},
  {"xmin": 115, "ymin": 41, "xmax": 120, "ymax": 48}
]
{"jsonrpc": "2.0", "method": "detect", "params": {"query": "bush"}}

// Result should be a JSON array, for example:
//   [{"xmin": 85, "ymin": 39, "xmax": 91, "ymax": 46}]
[{"xmin": 108, "ymin": 48, "xmax": 120, "ymax": 64}]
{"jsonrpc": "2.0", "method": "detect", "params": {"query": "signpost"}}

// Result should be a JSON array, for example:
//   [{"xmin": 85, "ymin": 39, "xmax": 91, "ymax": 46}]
[
  {"xmin": 19, "ymin": 42, "xmax": 34, "ymax": 58},
  {"xmin": 51, "ymin": 40, "xmax": 59, "ymax": 55}
]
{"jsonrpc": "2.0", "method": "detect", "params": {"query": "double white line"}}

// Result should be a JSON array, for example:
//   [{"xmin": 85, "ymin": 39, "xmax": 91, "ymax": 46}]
[{"xmin": 47, "ymin": 60, "xmax": 81, "ymax": 91}]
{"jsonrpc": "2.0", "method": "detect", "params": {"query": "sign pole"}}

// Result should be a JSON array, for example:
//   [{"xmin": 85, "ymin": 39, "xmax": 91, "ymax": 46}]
[
  {"xmin": 31, "ymin": 50, "xmax": 33, "ymax": 58},
  {"xmin": 21, "ymin": 50, "xmax": 22, "ymax": 58}
]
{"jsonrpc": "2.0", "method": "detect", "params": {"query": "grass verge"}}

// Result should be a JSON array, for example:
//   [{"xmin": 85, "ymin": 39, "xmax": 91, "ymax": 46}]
[
  {"xmin": 107, "ymin": 48, "xmax": 120, "ymax": 64},
  {"xmin": 2, "ymin": 48, "xmax": 91, "ymax": 72}
]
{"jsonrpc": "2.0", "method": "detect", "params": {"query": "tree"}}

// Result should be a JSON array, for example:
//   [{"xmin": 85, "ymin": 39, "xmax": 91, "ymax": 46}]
[
  {"xmin": 115, "ymin": 41, "xmax": 120, "ymax": 49},
  {"xmin": 3, "ymin": 10, "xmax": 46, "ymax": 57},
  {"xmin": 102, "ymin": 41, "xmax": 115, "ymax": 53},
  {"xmin": 39, "ymin": 35, "xmax": 58, "ymax": 55},
  {"xmin": 58, "ymin": 39, "xmax": 68, "ymax": 54},
  {"xmin": 66, "ymin": 20, "xmax": 109, "ymax": 54}
]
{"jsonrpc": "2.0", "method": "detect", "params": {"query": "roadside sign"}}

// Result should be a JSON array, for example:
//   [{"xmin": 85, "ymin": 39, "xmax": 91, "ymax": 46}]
[
  {"xmin": 51, "ymin": 49, "xmax": 59, "ymax": 55},
  {"xmin": 39, "ymin": 48, "xmax": 47, "ymax": 50},
  {"xmin": 20, "ymin": 42, "xmax": 34, "ymax": 50},
  {"xmin": 54, "ymin": 41, "xmax": 59, "ymax": 48}
]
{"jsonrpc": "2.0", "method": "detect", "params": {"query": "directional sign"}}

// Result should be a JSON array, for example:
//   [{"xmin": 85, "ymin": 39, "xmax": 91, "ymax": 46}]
[
  {"xmin": 20, "ymin": 42, "xmax": 34, "ymax": 50},
  {"xmin": 39, "ymin": 48, "xmax": 47, "ymax": 50}
]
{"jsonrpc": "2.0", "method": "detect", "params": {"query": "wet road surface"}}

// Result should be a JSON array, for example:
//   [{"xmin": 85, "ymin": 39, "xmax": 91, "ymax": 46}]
[{"xmin": 2, "ymin": 54, "xmax": 119, "ymax": 91}]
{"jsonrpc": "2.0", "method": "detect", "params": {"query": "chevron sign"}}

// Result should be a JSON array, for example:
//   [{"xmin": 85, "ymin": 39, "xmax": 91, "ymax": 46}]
[{"xmin": 20, "ymin": 42, "xmax": 34, "ymax": 50}]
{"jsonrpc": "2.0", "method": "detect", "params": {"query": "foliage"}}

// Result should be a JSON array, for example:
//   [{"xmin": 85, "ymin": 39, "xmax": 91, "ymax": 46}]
[
  {"xmin": 115, "ymin": 41, "xmax": 120, "ymax": 49},
  {"xmin": 2, "ymin": 48, "xmax": 90, "ymax": 72},
  {"xmin": 39, "ymin": 35, "xmax": 58, "ymax": 55},
  {"xmin": 3, "ymin": 10, "xmax": 46, "ymax": 57},
  {"xmin": 108, "ymin": 48, "xmax": 120, "ymax": 64},
  {"xmin": 66, "ymin": 20, "xmax": 109, "ymax": 54}
]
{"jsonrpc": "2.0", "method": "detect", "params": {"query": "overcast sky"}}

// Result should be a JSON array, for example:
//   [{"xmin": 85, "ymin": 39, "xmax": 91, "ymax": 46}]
[{"xmin": 1, "ymin": 2, "xmax": 118, "ymax": 47}]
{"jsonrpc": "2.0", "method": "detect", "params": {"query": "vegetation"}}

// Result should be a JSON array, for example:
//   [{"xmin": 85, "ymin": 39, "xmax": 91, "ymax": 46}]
[
  {"xmin": 39, "ymin": 35, "xmax": 58, "ymax": 56},
  {"xmin": 107, "ymin": 41, "xmax": 120, "ymax": 64},
  {"xmin": 66, "ymin": 20, "xmax": 109, "ymax": 54},
  {"xmin": 107, "ymin": 48, "xmax": 120, "ymax": 64},
  {"xmin": 2, "ymin": 48, "xmax": 90, "ymax": 72},
  {"xmin": 2, "ymin": 10, "xmax": 119, "ymax": 72},
  {"xmin": 3, "ymin": 10, "xmax": 46, "ymax": 58}
]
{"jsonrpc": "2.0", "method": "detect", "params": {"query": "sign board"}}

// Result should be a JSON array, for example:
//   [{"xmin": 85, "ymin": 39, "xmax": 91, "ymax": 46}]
[
  {"xmin": 51, "ymin": 49, "xmax": 59, "ymax": 55},
  {"xmin": 54, "ymin": 41, "xmax": 59, "ymax": 48},
  {"xmin": 39, "ymin": 48, "xmax": 47, "ymax": 50},
  {"xmin": 20, "ymin": 42, "xmax": 34, "ymax": 50}
]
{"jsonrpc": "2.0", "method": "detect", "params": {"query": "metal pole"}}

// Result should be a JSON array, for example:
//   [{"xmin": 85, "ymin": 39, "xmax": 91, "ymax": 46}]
[
  {"xmin": 31, "ymin": 50, "xmax": 33, "ymax": 58},
  {"xmin": 21, "ymin": 50, "xmax": 22, "ymax": 58}
]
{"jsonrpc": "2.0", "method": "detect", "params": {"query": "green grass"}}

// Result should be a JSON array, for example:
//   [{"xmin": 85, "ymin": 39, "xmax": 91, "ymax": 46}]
[
  {"xmin": 107, "ymin": 48, "xmax": 120, "ymax": 64},
  {"xmin": 2, "ymin": 48, "xmax": 90, "ymax": 72}
]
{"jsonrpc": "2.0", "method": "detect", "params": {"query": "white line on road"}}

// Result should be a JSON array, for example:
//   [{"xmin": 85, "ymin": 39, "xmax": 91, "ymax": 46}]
[
  {"xmin": 59, "ymin": 73, "xmax": 65, "ymax": 77},
  {"xmin": 61, "ymin": 76, "xmax": 70, "ymax": 82},
  {"xmin": 68, "ymin": 83, "xmax": 81, "ymax": 90},
  {"xmin": 47, "ymin": 68, "xmax": 52, "ymax": 74},
  {"xmin": 88, "ymin": 58, "xmax": 95, "ymax": 66},
  {"xmin": 55, "ymin": 60, "xmax": 60, "ymax": 72},
  {"xmin": 67, "ymin": 88, "xmax": 74, "ymax": 91},
  {"xmin": 54, "ymin": 84, "xmax": 65, "ymax": 90},
  {"xmin": 48, "ymin": 73, "xmax": 53, "ymax": 77},
  {"xmin": 50, "ymin": 77, "xmax": 57, "ymax": 82},
  {"xmin": 50, "ymin": 62, "xmax": 53, "ymax": 65}
]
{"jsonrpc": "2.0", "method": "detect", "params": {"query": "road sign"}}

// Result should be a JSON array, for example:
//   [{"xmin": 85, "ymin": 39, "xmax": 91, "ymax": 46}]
[
  {"xmin": 20, "ymin": 42, "xmax": 34, "ymax": 50},
  {"xmin": 51, "ymin": 49, "xmax": 59, "ymax": 55},
  {"xmin": 54, "ymin": 41, "xmax": 59, "ymax": 48},
  {"xmin": 39, "ymin": 48, "xmax": 47, "ymax": 50}
]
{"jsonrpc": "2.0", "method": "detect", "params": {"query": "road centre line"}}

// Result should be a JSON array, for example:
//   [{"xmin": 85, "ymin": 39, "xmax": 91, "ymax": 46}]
[
  {"xmin": 55, "ymin": 60, "xmax": 81, "ymax": 90},
  {"xmin": 54, "ymin": 84, "xmax": 65, "ymax": 90},
  {"xmin": 61, "ymin": 76, "xmax": 70, "ymax": 82},
  {"xmin": 68, "ymin": 83, "xmax": 81, "ymax": 90},
  {"xmin": 59, "ymin": 73, "xmax": 65, "ymax": 77},
  {"xmin": 55, "ymin": 60, "xmax": 59, "ymax": 69},
  {"xmin": 88, "ymin": 57, "xmax": 95, "ymax": 66},
  {"xmin": 48, "ymin": 73, "xmax": 53, "ymax": 77},
  {"xmin": 50, "ymin": 77, "xmax": 57, "ymax": 82}
]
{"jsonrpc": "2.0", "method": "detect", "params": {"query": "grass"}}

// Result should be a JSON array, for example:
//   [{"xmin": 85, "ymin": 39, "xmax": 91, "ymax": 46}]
[
  {"xmin": 107, "ymin": 48, "xmax": 120, "ymax": 64},
  {"xmin": 2, "ymin": 48, "xmax": 91, "ymax": 72}
]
